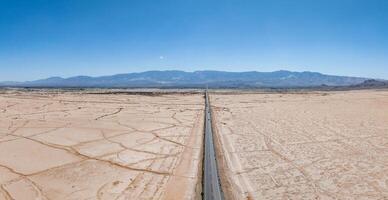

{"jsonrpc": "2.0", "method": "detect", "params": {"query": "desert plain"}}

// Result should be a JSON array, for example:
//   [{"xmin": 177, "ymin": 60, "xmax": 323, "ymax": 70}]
[
  {"xmin": 0, "ymin": 89, "xmax": 387, "ymax": 200},
  {"xmin": 0, "ymin": 90, "xmax": 204, "ymax": 200},
  {"xmin": 212, "ymin": 90, "xmax": 388, "ymax": 199}
]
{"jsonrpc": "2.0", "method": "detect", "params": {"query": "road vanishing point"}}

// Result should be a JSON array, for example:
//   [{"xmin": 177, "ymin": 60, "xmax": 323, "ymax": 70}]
[{"xmin": 203, "ymin": 90, "xmax": 224, "ymax": 200}]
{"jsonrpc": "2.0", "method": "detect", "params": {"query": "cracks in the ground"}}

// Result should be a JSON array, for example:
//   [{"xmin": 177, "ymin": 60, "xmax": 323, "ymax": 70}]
[
  {"xmin": 22, "ymin": 133, "xmax": 172, "ymax": 177},
  {"xmin": 0, "ymin": 94, "xmax": 204, "ymax": 199},
  {"xmin": 100, "ymin": 130, "xmax": 177, "ymax": 157},
  {"xmin": 0, "ymin": 164, "xmax": 25, "ymax": 177},
  {"xmin": 246, "ymin": 121, "xmax": 323, "ymax": 196},
  {"xmin": 116, "ymin": 117, "xmax": 188, "ymax": 147},
  {"xmin": 228, "ymin": 119, "xmax": 339, "ymax": 198},
  {"xmin": 5, "ymin": 107, "xmax": 82, "ymax": 118},
  {"xmin": 0, "ymin": 184, "xmax": 13, "ymax": 200},
  {"xmin": 0, "ymin": 120, "xmax": 29, "ymax": 142},
  {"xmin": 34, "ymin": 102, "xmax": 54, "ymax": 110},
  {"xmin": 113, "ymin": 147, "xmax": 172, "ymax": 200},
  {"xmin": 1, "ymin": 102, "xmax": 18, "ymax": 114},
  {"xmin": 95, "ymin": 107, "xmax": 124, "ymax": 120},
  {"xmin": 0, "ymin": 164, "xmax": 50, "ymax": 200}
]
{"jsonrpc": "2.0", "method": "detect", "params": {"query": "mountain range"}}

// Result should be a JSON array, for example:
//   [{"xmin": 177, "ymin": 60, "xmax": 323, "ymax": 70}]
[{"xmin": 0, "ymin": 70, "xmax": 375, "ymax": 88}]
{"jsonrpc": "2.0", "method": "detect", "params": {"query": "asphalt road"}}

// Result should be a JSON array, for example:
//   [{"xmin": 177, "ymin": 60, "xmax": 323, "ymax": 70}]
[{"xmin": 203, "ymin": 91, "xmax": 224, "ymax": 200}]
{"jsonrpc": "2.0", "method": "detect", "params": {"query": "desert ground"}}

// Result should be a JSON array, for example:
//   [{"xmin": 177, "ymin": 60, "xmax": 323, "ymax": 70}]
[
  {"xmin": 0, "ymin": 90, "xmax": 204, "ymax": 200},
  {"xmin": 211, "ymin": 90, "xmax": 388, "ymax": 199},
  {"xmin": 1, "ymin": 89, "xmax": 388, "ymax": 200}
]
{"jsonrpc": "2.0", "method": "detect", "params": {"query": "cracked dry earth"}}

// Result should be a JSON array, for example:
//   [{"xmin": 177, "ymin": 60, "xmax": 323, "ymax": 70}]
[
  {"xmin": 0, "ymin": 91, "xmax": 204, "ymax": 200},
  {"xmin": 212, "ymin": 90, "xmax": 388, "ymax": 200}
]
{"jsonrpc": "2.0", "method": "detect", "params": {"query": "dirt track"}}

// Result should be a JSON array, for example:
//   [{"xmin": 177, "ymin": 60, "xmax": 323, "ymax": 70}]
[
  {"xmin": 211, "ymin": 90, "xmax": 388, "ymax": 199},
  {"xmin": 0, "ymin": 91, "xmax": 204, "ymax": 200}
]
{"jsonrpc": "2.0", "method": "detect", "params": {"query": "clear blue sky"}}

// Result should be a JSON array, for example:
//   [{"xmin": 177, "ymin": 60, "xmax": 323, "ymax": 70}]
[{"xmin": 1, "ymin": 0, "xmax": 387, "ymax": 81}]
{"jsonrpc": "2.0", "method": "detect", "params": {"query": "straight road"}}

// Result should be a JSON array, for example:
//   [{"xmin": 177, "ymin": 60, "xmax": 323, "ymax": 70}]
[{"xmin": 203, "ymin": 90, "xmax": 224, "ymax": 200}]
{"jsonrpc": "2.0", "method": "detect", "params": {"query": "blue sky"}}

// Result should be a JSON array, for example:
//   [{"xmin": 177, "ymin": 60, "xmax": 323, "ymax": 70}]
[{"xmin": 0, "ymin": 0, "xmax": 387, "ymax": 81}]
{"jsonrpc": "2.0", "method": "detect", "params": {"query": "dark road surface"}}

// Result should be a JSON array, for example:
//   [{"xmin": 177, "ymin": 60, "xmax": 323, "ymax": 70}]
[{"xmin": 203, "ymin": 91, "xmax": 224, "ymax": 200}]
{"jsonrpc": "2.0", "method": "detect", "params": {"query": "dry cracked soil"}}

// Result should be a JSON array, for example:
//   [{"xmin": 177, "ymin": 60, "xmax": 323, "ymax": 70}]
[
  {"xmin": 211, "ymin": 90, "xmax": 388, "ymax": 200},
  {"xmin": 0, "ymin": 90, "xmax": 204, "ymax": 200},
  {"xmin": 1, "ymin": 89, "xmax": 388, "ymax": 200}
]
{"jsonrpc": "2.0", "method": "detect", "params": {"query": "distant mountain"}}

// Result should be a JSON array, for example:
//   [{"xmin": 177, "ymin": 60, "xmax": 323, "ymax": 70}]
[
  {"xmin": 351, "ymin": 79, "xmax": 388, "ymax": 88},
  {"xmin": 0, "ymin": 70, "xmax": 371, "ymax": 88}
]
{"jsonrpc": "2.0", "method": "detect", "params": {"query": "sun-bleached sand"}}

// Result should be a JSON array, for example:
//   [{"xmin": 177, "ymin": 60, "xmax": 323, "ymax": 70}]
[
  {"xmin": 2, "ymin": 89, "xmax": 387, "ymax": 200},
  {"xmin": 0, "ymin": 90, "xmax": 204, "ymax": 200},
  {"xmin": 211, "ymin": 90, "xmax": 388, "ymax": 199}
]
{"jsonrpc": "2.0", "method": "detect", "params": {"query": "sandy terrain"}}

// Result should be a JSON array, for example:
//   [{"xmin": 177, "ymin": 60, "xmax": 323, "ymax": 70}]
[
  {"xmin": 211, "ymin": 90, "xmax": 388, "ymax": 199},
  {"xmin": 0, "ymin": 90, "xmax": 204, "ymax": 200}
]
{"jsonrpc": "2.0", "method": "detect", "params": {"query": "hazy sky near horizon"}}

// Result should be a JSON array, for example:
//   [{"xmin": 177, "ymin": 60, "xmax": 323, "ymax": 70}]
[{"xmin": 0, "ymin": 0, "xmax": 387, "ymax": 81}]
